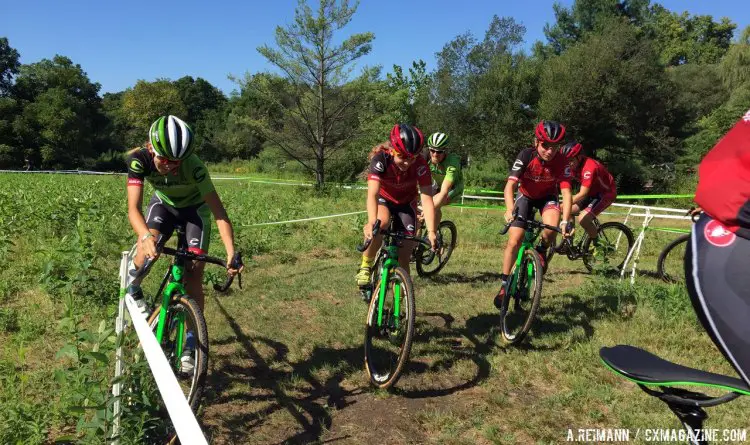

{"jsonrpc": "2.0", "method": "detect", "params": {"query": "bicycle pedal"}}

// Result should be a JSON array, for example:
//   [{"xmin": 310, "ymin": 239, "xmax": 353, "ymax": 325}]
[{"xmin": 359, "ymin": 285, "xmax": 373, "ymax": 303}]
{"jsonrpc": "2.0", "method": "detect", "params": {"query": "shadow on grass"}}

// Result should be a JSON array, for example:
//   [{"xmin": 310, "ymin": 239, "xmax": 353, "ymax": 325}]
[
  {"xmin": 514, "ymin": 291, "xmax": 622, "ymax": 352},
  {"xmin": 425, "ymin": 272, "xmax": 503, "ymax": 285},
  {"xmin": 204, "ymin": 294, "xmax": 363, "ymax": 444},
  {"xmin": 393, "ymin": 311, "xmax": 495, "ymax": 399},
  {"xmin": 204, "ymin": 300, "xmax": 499, "ymax": 442}
]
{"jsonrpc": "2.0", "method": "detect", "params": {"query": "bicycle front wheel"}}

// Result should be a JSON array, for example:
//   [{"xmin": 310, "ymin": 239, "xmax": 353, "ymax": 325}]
[
  {"xmin": 657, "ymin": 234, "xmax": 689, "ymax": 284},
  {"xmin": 147, "ymin": 295, "xmax": 209, "ymax": 412},
  {"xmin": 500, "ymin": 248, "xmax": 543, "ymax": 345},
  {"xmin": 582, "ymin": 222, "xmax": 634, "ymax": 273},
  {"xmin": 416, "ymin": 220, "xmax": 458, "ymax": 277},
  {"xmin": 364, "ymin": 266, "xmax": 416, "ymax": 389}
]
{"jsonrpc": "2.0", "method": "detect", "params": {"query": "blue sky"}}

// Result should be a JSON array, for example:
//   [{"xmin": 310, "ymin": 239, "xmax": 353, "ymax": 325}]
[{"xmin": 2, "ymin": 0, "xmax": 748, "ymax": 96}]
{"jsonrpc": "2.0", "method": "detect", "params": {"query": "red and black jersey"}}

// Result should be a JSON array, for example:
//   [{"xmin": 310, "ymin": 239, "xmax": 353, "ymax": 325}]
[
  {"xmin": 578, "ymin": 158, "xmax": 616, "ymax": 197},
  {"xmin": 367, "ymin": 150, "xmax": 432, "ymax": 204},
  {"xmin": 695, "ymin": 111, "xmax": 750, "ymax": 239},
  {"xmin": 508, "ymin": 147, "xmax": 572, "ymax": 199}
]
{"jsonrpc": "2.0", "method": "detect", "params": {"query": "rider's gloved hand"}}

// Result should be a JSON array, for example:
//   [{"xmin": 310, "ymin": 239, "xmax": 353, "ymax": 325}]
[
  {"xmin": 363, "ymin": 220, "xmax": 377, "ymax": 241},
  {"xmin": 561, "ymin": 220, "xmax": 574, "ymax": 238},
  {"xmin": 226, "ymin": 251, "xmax": 244, "ymax": 276},
  {"xmin": 428, "ymin": 230, "xmax": 438, "ymax": 251},
  {"xmin": 139, "ymin": 232, "xmax": 157, "ymax": 258}
]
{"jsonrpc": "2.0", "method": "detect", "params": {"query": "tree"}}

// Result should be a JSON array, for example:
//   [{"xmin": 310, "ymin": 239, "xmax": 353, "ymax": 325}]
[
  {"xmin": 720, "ymin": 26, "xmax": 750, "ymax": 92},
  {"xmin": 12, "ymin": 55, "xmax": 105, "ymax": 168},
  {"xmin": 667, "ymin": 63, "xmax": 727, "ymax": 123},
  {"xmin": 647, "ymin": 5, "xmax": 735, "ymax": 66},
  {"xmin": 543, "ymin": 0, "xmax": 651, "ymax": 55},
  {"xmin": 173, "ymin": 76, "xmax": 228, "ymax": 157},
  {"xmin": 173, "ymin": 76, "xmax": 227, "ymax": 124},
  {"xmin": 0, "ymin": 37, "xmax": 20, "ymax": 96},
  {"xmin": 121, "ymin": 79, "xmax": 187, "ymax": 146},
  {"xmin": 0, "ymin": 38, "xmax": 21, "ymax": 167},
  {"xmin": 538, "ymin": 18, "xmax": 681, "ymax": 190},
  {"xmin": 256, "ymin": 0, "xmax": 374, "ymax": 186},
  {"xmin": 430, "ymin": 16, "xmax": 531, "ymax": 161}
]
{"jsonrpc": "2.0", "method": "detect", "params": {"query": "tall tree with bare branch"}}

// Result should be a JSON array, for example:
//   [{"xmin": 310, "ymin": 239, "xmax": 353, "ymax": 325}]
[{"xmin": 255, "ymin": 0, "xmax": 374, "ymax": 186}]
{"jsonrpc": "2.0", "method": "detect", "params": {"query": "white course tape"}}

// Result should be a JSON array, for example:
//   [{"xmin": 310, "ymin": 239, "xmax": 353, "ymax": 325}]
[
  {"xmin": 0, "ymin": 169, "xmax": 126, "ymax": 175},
  {"xmin": 242, "ymin": 210, "xmax": 366, "ymax": 227},
  {"xmin": 461, "ymin": 194, "xmax": 504, "ymax": 201},
  {"xmin": 123, "ymin": 295, "xmax": 208, "ymax": 445},
  {"xmin": 213, "ymin": 176, "xmax": 368, "ymax": 190},
  {"xmin": 610, "ymin": 202, "xmax": 687, "ymax": 213}
]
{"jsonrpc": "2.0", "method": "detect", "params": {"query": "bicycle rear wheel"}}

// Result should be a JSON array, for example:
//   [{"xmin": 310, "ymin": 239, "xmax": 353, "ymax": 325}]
[
  {"xmin": 500, "ymin": 249, "xmax": 543, "ymax": 345},
  {"xmin": 582, "ymin": 222, "xmax": 634, "ymax": 273},
  {"xmin": 147, "ymin": 295, "xmax": 209, "ymax": 412},
  {"xmin": 415, "ymin": 220, "xmax": 458, "ymax": 277},
  {"xmin": 657, "ymin": 234, "xmax": 689, "ymax": 284},
  {"xmin": 364, "ymin": 266, "xmax": 415, "ymax": 389}
]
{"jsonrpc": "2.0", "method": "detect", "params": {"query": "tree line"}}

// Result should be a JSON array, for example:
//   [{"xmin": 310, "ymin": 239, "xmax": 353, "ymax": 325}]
[{"xmin": 1, "ymin": 0, "xmax": 749, "ymax": 192}]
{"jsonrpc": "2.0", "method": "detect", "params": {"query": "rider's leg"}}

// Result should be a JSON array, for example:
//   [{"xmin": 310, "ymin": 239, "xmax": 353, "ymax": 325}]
[
  {"xmin": 182, "ymin": 260, "xmax": 205, "ymax": 359},
  {"xmin": 540, "ymin": 203, "xmax": 561, "ymax": 254},
  {"xmin": 502, "ymin": 227, "xmax": 526, "ymax": 276},
  {"xmin": 132, "ymin": 229, "xmax": 162, "ymax": 274},
  {"xmin": 578, "ymin": 211, "xmax": 599, "ymax": 239},
  {"xmin": 496, "ymin": 226, "xmax": 525, "ymax": 307},
  {"xmin": 185, "ymin": 260, "xmax": 206, "ymax": 311},
  {"xmin": 357, "ymin": 201, "xmax": 391, "ymax": 286},
  {"xmin": 395, "ymin": 200, "xmax": 419, "ymax": 275},
  {"xmin": 131, "ymin": 195, "xmax": 176, "ymax": 284}
]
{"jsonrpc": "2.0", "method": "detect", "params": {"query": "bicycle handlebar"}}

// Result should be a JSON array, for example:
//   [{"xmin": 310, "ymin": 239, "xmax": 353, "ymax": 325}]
[
  {"xmin": 356, "ymin": 220, "xmax": 381, "ymax": 252},
  {"xmin": 131, "ymin": 236, "xmax": 243, "ymax": 292},
  {"xmin": 356, "ymin": 219, "xmax": 438, "ymax": 251},
  {"xmin": 499, "ymin": 215, "xmax": 564, "ymax": 236}
]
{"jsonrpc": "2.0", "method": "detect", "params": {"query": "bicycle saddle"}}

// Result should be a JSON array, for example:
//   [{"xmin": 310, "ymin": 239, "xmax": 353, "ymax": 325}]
[{"xmin": 600, "ymin": 345, "xmax": 750, "ymax": 395}]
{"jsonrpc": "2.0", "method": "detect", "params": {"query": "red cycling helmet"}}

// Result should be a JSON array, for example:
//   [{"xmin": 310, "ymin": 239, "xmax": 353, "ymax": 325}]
[
  {"xmin": 390, "ymin": 124, "xmax": 424, "ymax": 157},
  {"xmin": 535, "ymin": 120, "xmax": 566, "ymax": 143},
  {"xmin": 561, "ymin": 141, "xmax": 583, "ymax": 159}
]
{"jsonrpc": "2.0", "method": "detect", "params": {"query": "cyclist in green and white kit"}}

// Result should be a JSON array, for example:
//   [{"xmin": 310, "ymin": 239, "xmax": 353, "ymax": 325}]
[
  {"xmin": 426, "ymin": 132, "xmax": 464, "ymax": 223},
  {"xmin": 126, "ymin": 115, "xmax": 243, "ymax": 373}
]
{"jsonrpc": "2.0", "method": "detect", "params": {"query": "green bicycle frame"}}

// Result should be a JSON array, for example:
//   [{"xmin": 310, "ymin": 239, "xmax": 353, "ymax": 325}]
[
  {"xmin": 376, "ymin": 244, "xmax": 401, "ymax": 328},
  {"xmin": 509, "ymin": 229, "xmax": 539, "ymax": 296},
  {"xmin": 154, "ymin": 263, "xmax": 188, "ymax": 365}
]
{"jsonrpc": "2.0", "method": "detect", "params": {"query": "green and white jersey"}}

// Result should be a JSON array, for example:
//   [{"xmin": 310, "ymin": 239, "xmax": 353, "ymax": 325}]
[
  {"xmin": 429, "ymin": 152, "xmax": 464, "ymax": 198},
  {"xmin": 126, "ymin": 147, "xmax": 215, "ymax": 208}
]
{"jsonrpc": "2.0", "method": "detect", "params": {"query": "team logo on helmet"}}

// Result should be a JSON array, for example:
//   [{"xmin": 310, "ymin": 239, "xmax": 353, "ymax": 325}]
[
  {"xmin": 130, "ymin": 159, "xmax": 144, "ymax": 173},
  {"xmin": 704, "ymin": 219, "xmax": 736, "ymax": 247}
]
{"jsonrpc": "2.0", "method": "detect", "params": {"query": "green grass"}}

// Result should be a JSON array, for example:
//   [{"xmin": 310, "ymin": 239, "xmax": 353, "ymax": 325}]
[{"xmin": 1, "ymin": 172, "xmax": 747, "ymax": 444}]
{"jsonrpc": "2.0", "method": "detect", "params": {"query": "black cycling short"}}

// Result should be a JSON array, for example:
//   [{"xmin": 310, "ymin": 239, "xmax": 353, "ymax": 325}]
[
  {"xmin": 378, "ymin": 196, "xmax": 418, "ymax": 236},
  {"xmin": 510, "ymin": 193, "xmax": 560, "ymax": 228},
  {"xmin": 145, "ymin": 194, "xmax": 212, "ymax": 254},
  {"xmin": 685, "ymin": 213, "xmax": 750, "ymax": 386}
]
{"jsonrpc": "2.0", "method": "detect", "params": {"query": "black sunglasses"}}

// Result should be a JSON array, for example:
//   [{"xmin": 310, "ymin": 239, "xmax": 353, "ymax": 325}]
[{"xmin": 429, "ymin": 148, "xmax": 445, "ymax": 154}]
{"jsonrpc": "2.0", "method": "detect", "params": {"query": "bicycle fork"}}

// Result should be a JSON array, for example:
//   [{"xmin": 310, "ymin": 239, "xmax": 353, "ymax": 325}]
[{"xmin": 376, "ymin": 266, "xmax": 401, "ymax": 329}]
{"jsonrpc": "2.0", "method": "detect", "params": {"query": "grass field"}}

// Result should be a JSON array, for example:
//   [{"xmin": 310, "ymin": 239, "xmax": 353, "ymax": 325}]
[{"xmin": 1, "ymin": 173, "xmax": 747, "ymax": 444}]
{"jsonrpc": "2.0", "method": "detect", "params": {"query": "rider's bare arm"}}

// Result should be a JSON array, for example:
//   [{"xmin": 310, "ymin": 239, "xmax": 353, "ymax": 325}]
[{"xmin": 572, "ymin": 184, "xmax": 591, "ymax": 207}]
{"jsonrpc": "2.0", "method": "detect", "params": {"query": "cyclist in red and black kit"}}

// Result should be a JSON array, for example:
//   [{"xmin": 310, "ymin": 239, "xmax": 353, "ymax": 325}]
[
  {"xmin": 494, "ymin": 120, "xmax": 574, "ymax": 308},
  {"xmin": 356, "ymin": 124, "xmax": 439, "ymax": 286},
  {"xmin": 685, "ymin": 109, "xmax": 750, "ymax": 387},
  {"xmin": 561, "ymin": 141, "xmax": 617, "ymax": 243}
]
